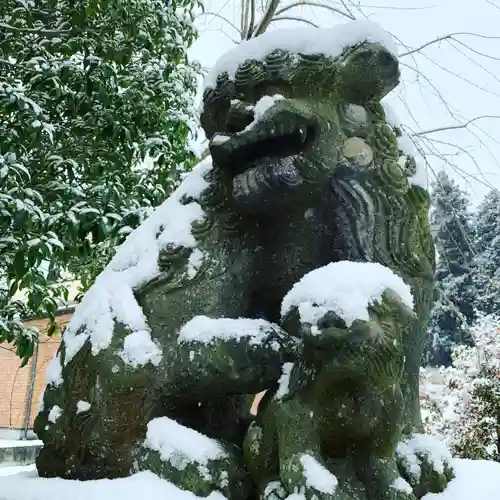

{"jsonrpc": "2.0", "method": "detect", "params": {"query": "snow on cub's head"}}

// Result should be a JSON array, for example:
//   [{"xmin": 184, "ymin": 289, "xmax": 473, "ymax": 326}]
[{"xmin": 199, "ymin": 21, "xmax": 406, "ymax": 213}]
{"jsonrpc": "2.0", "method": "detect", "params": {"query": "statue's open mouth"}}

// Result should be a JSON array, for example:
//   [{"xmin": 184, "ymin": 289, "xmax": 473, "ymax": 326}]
[
  {"xmin": 227, "ymin": 124, "xmax": 314, "ymax": 175},
  {"xmin": 209, "ymin": 119, "xmax": 316, "ymax": 205}
]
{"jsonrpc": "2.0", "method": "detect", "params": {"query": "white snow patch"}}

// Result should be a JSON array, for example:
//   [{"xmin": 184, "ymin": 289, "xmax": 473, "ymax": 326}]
[
  {"xmin": 119, "ymin": 330, "xmax": 162, "ymax": 368},
  {"xmin": 0, "ymin": 469, "xmax": 226, "ymax": 499},
  {"xmin": 0, "ymin": 464, "xmax": 37, "ymax": 477},
  {"xmin": 211, "ymin": 134, "xmax": 230, "ymax": 145},
  {"xmin": 281, "ymin": 261, "xmax": 413, "ymax": 328},
  {"xmin": 381, "ymin": 100, "xmax": 401, "ymax": 127},
  {"xmin": 0, "ymin": 440, "xmax": 42, "ymax": 449},
  {"xmin": 63, "ymin": 333, "xmax": 89, "ymax": 365},
  {"xmin": 76, "ymin": 401, "xmax": 91, "ymax": 414},
  {"xmin": 275, "ymin": 362, "xmax": 293, "ymax": 400},
  {"xmin": 59, "ymin": 157, "xmax": 212, "ymax": 367},
  {"xmin": 422, "ymin": 459, "xmax": 500, "ymax": 499},
  {"xmin": 263, "ymin": 481, "xmax": 287, "ymax": 499},
  {"xmin": 398, "ymin": 135, "xmax": 428, "ymax": 189},
  {"xmin": 187, "ymin": 248, "xmax": 205, "ymax": 279},
  {"xmin": 144, "ymin": 417, "xmax": 226, "ymax": 470},
  {"xmin": 253, "ymin": 94, "xmax": 284, "ymax": 121},
  {"xmin": 47, "ymin": 405, "xmax": 62, "ymax": 424},
  {"xmin": 45, "ymin": 354, "xmax": 63, "ymax": 387},
  {"xmin": 391, "ymin": 477, "xmax": 413, "ymax": 494},
  {"xmin": 2, "ymin": 458, "xmax": 500, "ymax": 500},
  {"xmin": 36, "ymin": 390, "xmax": 45, "ymax": 415},
  {"xmin": 204, "ymin": 20, "xmax": 397, "ymax": 89},
  {"xmin": 396, "ymin": 433, "xmax": 452, "ymax": 482},
  {"xmin": 236, "ymin": 94, "xmax": 285, "ymax": 132},
  {"xmin": 381, "ymin": 100, "xmax": 428, "ymax": 189},
  {"xmin": 177, "ymin": 316, "xmax": 279, "ymax": 346},
  {"xmin": 300, "ymin": 454, "xmax": 338, "ymax": 494}
]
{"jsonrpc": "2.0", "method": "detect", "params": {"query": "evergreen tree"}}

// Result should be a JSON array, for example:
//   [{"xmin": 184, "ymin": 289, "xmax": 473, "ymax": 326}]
[
  {"xmin": 424, "ymin": 171, "xmax": 476, "ymax": 366},
  {"xmin": 421, "ymin": 314, "xmax": 500, "ymax": 462},
  {"xmin": 473, "ymin": 189, "xmax": 500, "ymax": 316},
  {"xmin": 0, "ymin": 0, "xmax": 201, "ymax": 362}
]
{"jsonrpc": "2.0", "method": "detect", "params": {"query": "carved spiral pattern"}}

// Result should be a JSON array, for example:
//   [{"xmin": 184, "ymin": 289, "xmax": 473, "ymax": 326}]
[{"xmin": 202, "ymin": 49, "xmax": 339, "ymax": 138}]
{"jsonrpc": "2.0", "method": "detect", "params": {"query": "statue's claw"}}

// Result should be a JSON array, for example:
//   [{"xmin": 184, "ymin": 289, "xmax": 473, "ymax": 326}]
[
  {"xmin": 260, "ymin": 480, "xmax": 288, "ymax": 500},
  {"xmin": 280, "ymin": 453, "xmax": 343, "ymax": 500},
  {"xmin": 396, "ymin": 434, "xmax": 454, "ymax": 498}
]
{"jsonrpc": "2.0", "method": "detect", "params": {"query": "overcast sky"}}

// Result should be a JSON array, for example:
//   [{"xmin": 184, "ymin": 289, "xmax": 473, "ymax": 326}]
[{"xmin": 187, "ymin": 0, "xmax": 500, "ymax": 207}]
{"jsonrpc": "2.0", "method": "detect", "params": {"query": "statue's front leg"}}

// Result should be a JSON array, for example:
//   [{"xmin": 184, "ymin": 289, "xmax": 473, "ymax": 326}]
[
  {"xmin": 273, "ymin": 398, "xmax": 340, "ymax": 500},
  {"xmin": 354, "ymin": 386, "xmax": 417, "ymax": 500},
  {"xmin": 132, "ymin": 416, "xmax": 251, "ymax": 500},
  {"xmin": 167, "ymin": 316, "xmax": 302, "ymax": 397}
]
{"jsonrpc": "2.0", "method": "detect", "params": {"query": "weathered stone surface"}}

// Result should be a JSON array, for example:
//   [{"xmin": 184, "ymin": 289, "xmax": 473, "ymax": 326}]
[{"xmin": 35, "ymin": 22, "xmax": 450, "ymax": 500}]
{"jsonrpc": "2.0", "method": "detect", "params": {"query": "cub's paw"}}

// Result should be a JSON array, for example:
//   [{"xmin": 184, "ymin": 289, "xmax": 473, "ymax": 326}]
[
  {"xmin": 281, "ymin": 453, "xmax": 340, "ymax": 500},
  {"xmin": 261, "ymin": 480, "xmax": 288, "ymax": 500},
  {"xmin": 387, "ymin": 476, "xmax": 418, "ymax": 500},
  {"xmin": 396, "ymin": 434, "xmax": 454, "ymax": 498}
]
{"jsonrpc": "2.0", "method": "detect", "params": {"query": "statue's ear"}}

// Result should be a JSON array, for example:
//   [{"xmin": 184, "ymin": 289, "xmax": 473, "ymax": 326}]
[{"xmin": 338, "ymin": 43, "xmax": 400, "ymax": 102}]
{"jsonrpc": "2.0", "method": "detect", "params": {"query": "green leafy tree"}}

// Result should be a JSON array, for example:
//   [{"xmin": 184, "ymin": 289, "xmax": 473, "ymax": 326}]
[
  {"xmin": 473, "ymin": 189, "xmax": 500, "ymax": 316},
  {"xmin": 0, "ymin": 0, "xmax": 201, "ymax": 362},
  {"xmin": 424, "ymin": 171, "xmax": 476, "ymax": 366}
]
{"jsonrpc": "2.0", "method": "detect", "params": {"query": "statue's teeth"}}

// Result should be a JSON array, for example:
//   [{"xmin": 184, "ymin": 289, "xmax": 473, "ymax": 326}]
[
  {"xmin": 233, "ymin": 171, "xmax": 251, "ymax": 196},
  {"xmin": 299, "ymin": 127, "xmax": 307, "ymax": 143},
  {"xmin": 247, "ymin": 167, "xmax": 263, "ymax": 191}
]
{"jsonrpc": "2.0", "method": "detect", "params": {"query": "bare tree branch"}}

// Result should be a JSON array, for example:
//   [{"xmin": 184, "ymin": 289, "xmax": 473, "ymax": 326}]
[
  {"xmin": 241, "ymin": 0, "xmax": 250, "ymax": 38},
  {"xmin": 253, "ymin": 0, "xmax": 280, "ymax": 37},
  {"xmin": 271, "ymin": 15, "xmax": 319, "ymax": 27},
  {"xmin": 198, "ymin": 12, "xmax": 242, "ymax": 37},
  {"xmin": 338, "ymin": 0, "xmax": 357, "ymax": 19},
  {"xmin": 247, "ymin": 0, "xmax": 257, "ymax": 39},
  {"xmin": 415, "ymin": 116, "xmax": 500, "ymax": 137},
  {"xmin": 356, "ymin": 3, "xmax": 435, "ymax": 10},
  {"xmin": 400, "ymin": 32, "xmax": 500, "ymax": 58},
  {"xmin": 449, "ymin": 37, "xmax": 500, "ymax": 63},
  {"xmin": 275, "ymin": 1, "xmax": 355, "ymax": 20}
]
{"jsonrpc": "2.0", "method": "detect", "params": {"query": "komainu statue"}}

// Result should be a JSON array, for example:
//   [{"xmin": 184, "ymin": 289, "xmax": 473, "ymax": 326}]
[{"xmin": 34, "ymin": 21, "xmax": 453, "ymax": 500}]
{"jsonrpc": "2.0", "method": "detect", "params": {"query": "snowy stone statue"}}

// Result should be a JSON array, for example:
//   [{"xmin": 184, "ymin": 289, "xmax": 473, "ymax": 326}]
[{"xmin": 34, "ymin": 20, "xmax": 453, "ymax": 500}]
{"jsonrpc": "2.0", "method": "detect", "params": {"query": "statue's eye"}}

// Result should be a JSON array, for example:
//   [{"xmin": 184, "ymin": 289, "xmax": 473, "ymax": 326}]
[
  {"xmin": 225, "ymin": 101, "xmax": 255, "ymax": 134},
  {"xmin": 253, "ymin": 81, "xmax": 292, "ymax": 101},
  {"xmin": 339, "ymin": 103, "xmax": 370, "ymax": 138}
]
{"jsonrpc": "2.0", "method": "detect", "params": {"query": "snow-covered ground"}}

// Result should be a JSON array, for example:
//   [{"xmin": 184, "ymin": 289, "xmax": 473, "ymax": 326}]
[
  {"xmin": 424, "ymin": 459, "xmax": 500, "ymax": 499},
  {"xmin": 0, "ymin": 459, "xmax": 497, "ymax": 499},
  {"xmin": 0, "ymin": 440, "xmax": 42, "ymax": 449},
  {"xmin": 0, "ymin": 464, "xmax": 36, "ymax": 477}
]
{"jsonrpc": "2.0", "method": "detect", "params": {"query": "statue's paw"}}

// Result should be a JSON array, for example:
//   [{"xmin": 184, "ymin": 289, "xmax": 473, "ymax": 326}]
[
  {"xmin": 133, "ymin": 417, "xmax": 251, "ymax": 500},
  {"xmin": 282, "ymin": 453, "xmax": 340, "ymax": 500},
  {"xmin": 396, "ymin": 434, "xmax": 454, "ymax": 498},
  {"xmin": 261, "ymin": 480, "xmax": 289, "ymax": 500},
  {"xmin": 264, "ymin": 323, "xmax": 303, "ymax": 361},
  {"xmin": 387, "ymin": 477, "xmax": 418, "ymax": 500}
]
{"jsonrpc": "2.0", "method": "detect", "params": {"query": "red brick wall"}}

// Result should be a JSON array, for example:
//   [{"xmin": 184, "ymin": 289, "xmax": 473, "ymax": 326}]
[{"xmin": 0, "ymin": 313, "xmax": 71, "ymax": 430}]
